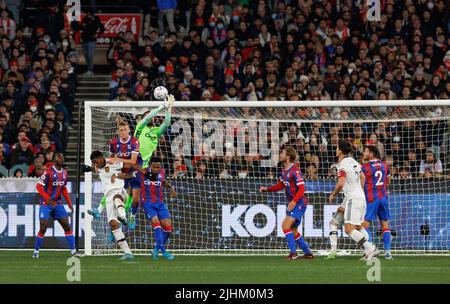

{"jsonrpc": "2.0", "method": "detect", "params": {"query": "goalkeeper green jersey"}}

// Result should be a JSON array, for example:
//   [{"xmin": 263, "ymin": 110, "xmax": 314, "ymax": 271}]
[
  {"xmin": 134, "ymin": 105, "xmax": 171, "ymax": 168},
  {"xmin": 134, "ymin": 125, "xmax": 162, "ymax": 164}
]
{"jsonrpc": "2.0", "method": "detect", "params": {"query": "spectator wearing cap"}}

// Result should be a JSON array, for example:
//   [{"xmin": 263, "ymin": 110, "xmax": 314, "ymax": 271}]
[{"xmin": 419, "ymin": 148, "xmax": 443, "ymax": 178}]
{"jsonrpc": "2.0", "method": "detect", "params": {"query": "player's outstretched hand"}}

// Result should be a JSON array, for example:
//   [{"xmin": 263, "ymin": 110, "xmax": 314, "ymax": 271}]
[
  {"xmin": 169, "ymin": 188, "xmax": 176, "ymax": 199},
  {"xmin": 259, "ymin": 186, "xmax": 267, "ymax": 192},
  {"xmin": 165, "ymin": 94, "xmax": 175, "ymax": 110}
]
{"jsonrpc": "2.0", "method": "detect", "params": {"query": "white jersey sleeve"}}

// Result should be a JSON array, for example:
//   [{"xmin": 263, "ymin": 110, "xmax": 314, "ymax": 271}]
[
  {"xmin": 337, "ymin": 157, "xmax": 366, "ymax": 201},
  {"xmin": 98, "ymin": 160, "xmax": 125, "ymax": 196}
]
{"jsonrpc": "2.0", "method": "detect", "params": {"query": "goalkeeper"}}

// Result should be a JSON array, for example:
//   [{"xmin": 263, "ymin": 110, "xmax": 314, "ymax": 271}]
[{"xmin": 87, "ymin": 95, "xmax": 174, "ymax": 230}]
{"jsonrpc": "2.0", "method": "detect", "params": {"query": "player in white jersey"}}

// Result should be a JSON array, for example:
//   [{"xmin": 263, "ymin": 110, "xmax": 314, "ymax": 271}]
[
  {"xmin": 327, "ymin": 140, "xmax": 378, "ymax": 260},
  {"xmin": 86, "ymin": 150, "xmax": 134, "ymax": 260}
]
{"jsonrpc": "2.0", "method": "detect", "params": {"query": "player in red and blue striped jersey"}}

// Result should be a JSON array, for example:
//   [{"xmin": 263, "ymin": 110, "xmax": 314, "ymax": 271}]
[
  {"xmin": 132, "ymin": 156, "xmax": 176, "ymax": 261},
  {"xmin": 260, "ymin": 146, "xmax": 313, "ymax": 260},
  {"xmin": 33, "ymin": 153, "xmax": 78, "ymax": 258},
  {"xmin": 361, "ymin": 145, "xmax": 393, "ymax": 260},
  {"xmin": 107, "ymin": 122, "xmax": 141, "ymax": 227}
]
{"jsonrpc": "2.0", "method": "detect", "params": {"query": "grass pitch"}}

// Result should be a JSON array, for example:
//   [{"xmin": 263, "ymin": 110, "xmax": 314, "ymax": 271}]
[{"xmin": 0, "ymin": 251, "xmax": 448, "ymax": 284}]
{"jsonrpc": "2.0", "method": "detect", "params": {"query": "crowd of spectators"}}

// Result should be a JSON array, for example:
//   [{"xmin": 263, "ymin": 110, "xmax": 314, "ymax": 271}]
[
  {"xmin": 0, "ymin": 0, "xmax": 78, "ymax": 177},
  {"xmin": 108, "ymin": 0, "xmax": 449, "ymax": 180}
]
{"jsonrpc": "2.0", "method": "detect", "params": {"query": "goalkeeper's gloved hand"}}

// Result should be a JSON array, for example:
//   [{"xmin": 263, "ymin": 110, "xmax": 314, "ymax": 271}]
[
  {"xmin": 165, "ymin": 94, "xmax": 175, "ymax": 109},
  {"xmin": 82, "ymin": 165, "xmax": 93, "ymax": 172}
]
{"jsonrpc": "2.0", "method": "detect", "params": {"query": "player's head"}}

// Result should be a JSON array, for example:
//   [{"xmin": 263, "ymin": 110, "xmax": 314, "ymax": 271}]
[
  {"xmin": 363, "ymin": 145, "xmax": 380, "ymax": 161},
  {"xmin": 150, "ymin": 155, "xmax": 162, "ymax": 174},
  {"xmin": 337, "ymin": 140, "xmax": 353, "ymax": 157},
  {"xmin": 280, "ymin": 146, "xmax": 297, "ymax": 163},
  {"xmin": 90, "ymin": 150, "xmax": 105, "ymax": 168},
  {"xmin": 54, "ymin": 152, "xmax": 65, "ymax": 167},
  {"xmin": 117, "ymin": 122, "xmax": 130, "ymax": 141},
  {"xmin": 142, "ymin": 110, "xmax": 159, "ymax": 127}
]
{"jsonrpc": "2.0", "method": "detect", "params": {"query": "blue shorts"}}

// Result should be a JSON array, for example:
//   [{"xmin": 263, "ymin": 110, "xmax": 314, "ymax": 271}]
[
  {"xmin": 286, "ymin": 198, "xmax": 308, "ymax": 227},
  {"xmin": 142, "ymin": 202, "xmax": 170, "ymax": 221},
  {"xmin": 365, "ymin": 197, "xmax": 390, "ymax": 221},
  {"xmin": 124, "ymin": 172, "xmax": 141, "ymax": 190},
  {"xmin": 39, "ymin": 204, "xmax": 68, "ymax": 221}
]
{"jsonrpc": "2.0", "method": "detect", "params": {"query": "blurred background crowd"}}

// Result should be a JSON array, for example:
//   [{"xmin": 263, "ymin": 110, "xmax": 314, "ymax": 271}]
[{"xmin": 0, "ymin": 0, "xmax": 449, "ymax": 179}]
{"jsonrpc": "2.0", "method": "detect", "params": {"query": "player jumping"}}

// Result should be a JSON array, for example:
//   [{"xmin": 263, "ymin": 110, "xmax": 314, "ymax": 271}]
[
  {"xmin": 34, "ymin": 153, "xmax": 78, "ymax": 258},
  {"xmin": 128, "ymin": 94, "xmax": 174, "ymax": 226},
  {"xmin": 88, "ymin": 95, "xmax": 174, "ymax": 230},
  {"xmin": 328, "ymin": 140, "xmax": 378, "ymax": 260},
  {"xmin": 88, "ymin": 122, "xmax": 140, "ymax": 227},
  {"xmin": 132, "ymin": 156, "xmax": 176, "ymax": 261},
  {"xmin": 87, "ymin": 151, "xmax": 134, "ymax": 260},
  {"xmin": 361, "ymin": 145, "xmax": 393, "ymax": 260},
  {"xmin": 260, "ymin": 146, "xmax": 313, "ymax": 260}
]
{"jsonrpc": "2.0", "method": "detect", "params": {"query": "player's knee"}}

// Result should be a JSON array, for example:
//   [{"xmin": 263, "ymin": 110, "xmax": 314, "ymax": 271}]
[
  {"xmin": 109, "ymin": 220, "xmax": 119, "ymax": 230},
  {"xmin": 39, "ymin": 226, "xmax": 47, "ymax": 234},
  {"xmin": 161, "ymin": 221, "xmax": 172, "ymax": 232},
  {"xmin": 380, "ymin": 220, "xmax": 389, "ymax": 229},
  {"xmin": 344, "ymin": 225, "xmax": 354, "ymax": 235},
  {"xmin": 362, "ymin": 221, "xmax": 370, "ymax": 228}
]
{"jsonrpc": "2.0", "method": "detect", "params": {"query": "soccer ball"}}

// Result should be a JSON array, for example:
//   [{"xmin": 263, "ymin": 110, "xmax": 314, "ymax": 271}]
[{"xmin": 154, "ymin": 86, "xmax": 168, "ymax": 100}]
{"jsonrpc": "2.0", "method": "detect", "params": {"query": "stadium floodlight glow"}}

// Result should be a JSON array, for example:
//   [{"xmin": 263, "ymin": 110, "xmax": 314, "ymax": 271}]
[{"xmin": 84, "ymin": 100, "xmax": 450, "ymax": 256}]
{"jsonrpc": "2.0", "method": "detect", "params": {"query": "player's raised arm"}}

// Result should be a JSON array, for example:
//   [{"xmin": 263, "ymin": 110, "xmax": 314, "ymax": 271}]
[
  {"xmin": 136, "ymin": 104, "xmax": 165, "ymax": 132},
  {"xmin": 157, "ymin": 94, "xmax": 175, "ymax": 137}
]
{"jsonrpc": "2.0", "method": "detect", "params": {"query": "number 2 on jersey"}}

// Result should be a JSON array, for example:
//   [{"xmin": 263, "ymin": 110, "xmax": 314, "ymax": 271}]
[{"xmin": 375, "ymin": 170, "xmax": 383, "ymax": 186}]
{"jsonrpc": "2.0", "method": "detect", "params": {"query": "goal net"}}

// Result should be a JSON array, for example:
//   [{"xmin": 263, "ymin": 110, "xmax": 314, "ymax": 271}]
[{"xmin": 84, "ymin": 100, "xmax": 450, "ymax": 256}]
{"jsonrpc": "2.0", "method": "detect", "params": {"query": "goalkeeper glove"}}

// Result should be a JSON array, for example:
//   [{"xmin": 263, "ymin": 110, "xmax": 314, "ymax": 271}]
[
  {"xmin": 82, "ymin": 165, "xmax": 93, "ymax": 172},
  {"xmin": 165, "ymin": 94, "xmax": 175, "ymax": 109}
]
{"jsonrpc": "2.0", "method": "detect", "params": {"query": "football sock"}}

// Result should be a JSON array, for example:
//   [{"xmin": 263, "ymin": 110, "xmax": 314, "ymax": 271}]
[
  {"xmin": 349, "ymin": 229, "xmax": 371, "ymax": 250},
  {"xmin": 329, "ymin": 221, "xmax": 338, "ymax": 253},
  {"xmin": 124, "ymin": 195, "xmax": 133, "ymax": 213},
  {"xmin": 361, "ymin": 228, "xmax": 371, "ymax": 242},
  {"xmin": 283, "ymin": 229, "xmax": 296, "ymax": 254},
  {"xmin": 162, "ymin": 224, "xmax": 172, "ymax": 245},
  {"xmin": 112, "ymin": 228, "xmax": 132, "ymax": 255},
  {"xmin": 34, "ymin": 232, "xmax": 45, "ymax": 251},
  {"xmin": 383, "ymin": 228, "xmax": 392, "ymax": 252},
  {"xmin": 131, "ymin": 204, "xmax": 138, "ymax": 216},
  {"xmin": 153, "ymin": 222, "xmax": 165, "ymax": 254},
  {"xmin": 64, "ymin": 230, "xmax": 76, "ymax": 251},
  {"xmin": 294, "ymin": 232, "xmax": 311, "ymax": 255}
]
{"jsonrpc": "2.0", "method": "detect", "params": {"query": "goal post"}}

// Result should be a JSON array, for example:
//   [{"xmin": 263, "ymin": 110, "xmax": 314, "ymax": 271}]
[{"xmin": 83, "ymin": 100, "xmax": 450, "ymax": 256}]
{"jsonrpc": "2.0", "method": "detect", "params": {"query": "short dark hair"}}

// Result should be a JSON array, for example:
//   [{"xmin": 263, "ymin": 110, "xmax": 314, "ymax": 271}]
[
  {"xmin": 90, "ymin": 150, "xmax": 103, "ymax": 161},
  {"xmin": 150, "ymin": 156, "xmax": 162, "ymax": 164},
  {"xmin": 365, "ymin": 145, "xmax": 380, "ymax": 159},
  {"xmin": 338, "ymin": 140, "xmax": 353, "ymax": 155}
]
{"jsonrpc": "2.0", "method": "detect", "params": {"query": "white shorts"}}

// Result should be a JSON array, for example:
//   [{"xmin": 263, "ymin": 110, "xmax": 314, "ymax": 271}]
[
  {"xmin": 105, "ymin": 188, "xmax": 127, "ymax": 223},
  {"xmin": 343, "ymin": 197, "xmax": 366, "ymax": 226}
]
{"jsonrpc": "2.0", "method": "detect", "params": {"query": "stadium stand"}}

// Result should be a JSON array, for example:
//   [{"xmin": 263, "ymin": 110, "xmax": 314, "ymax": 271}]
[{"xmin": 0, "ymin": 0, "xmax": 449, "ymax": 179}]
